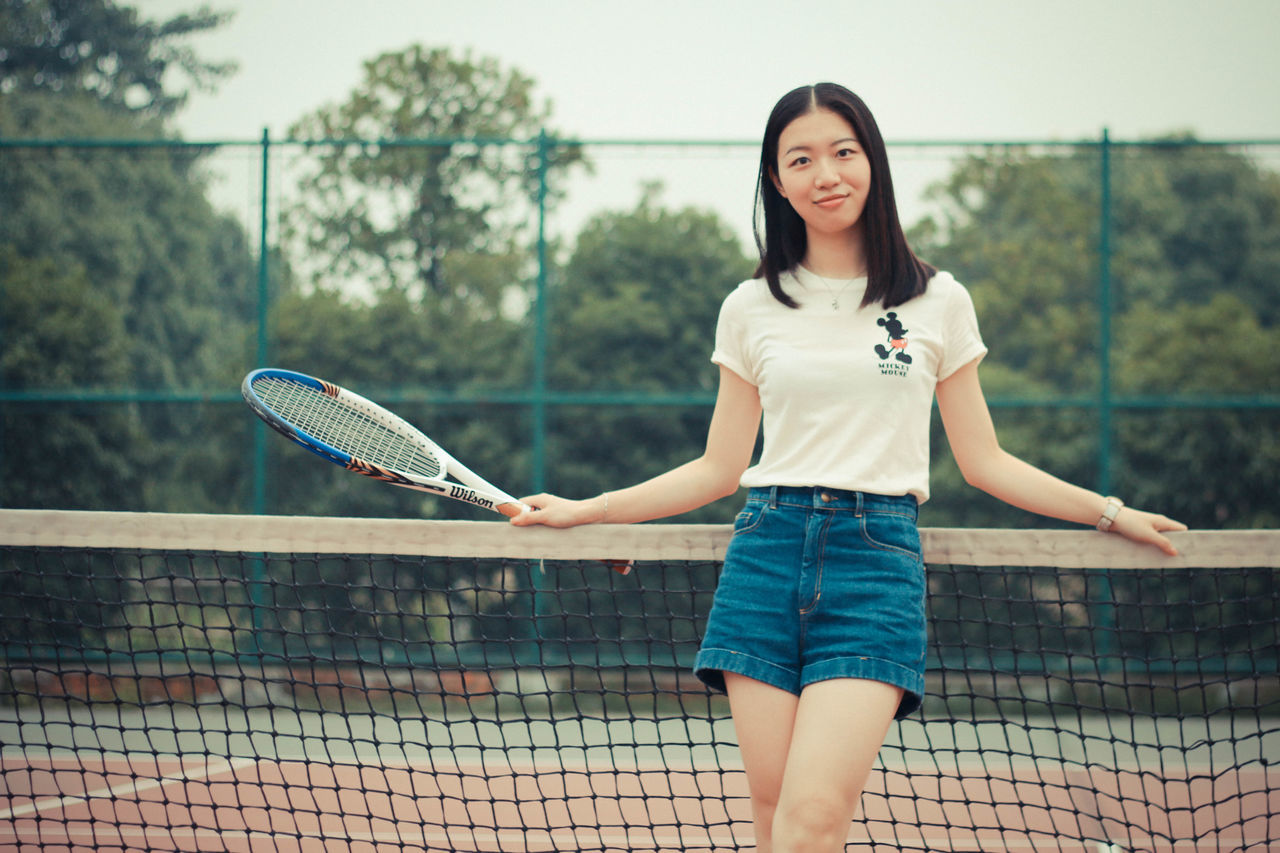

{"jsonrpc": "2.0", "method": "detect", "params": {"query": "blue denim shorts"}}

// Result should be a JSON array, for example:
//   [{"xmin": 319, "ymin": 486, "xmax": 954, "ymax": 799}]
[{"xmin": 694, "ymin": 486, "xmax": 926, "ymax": 719}]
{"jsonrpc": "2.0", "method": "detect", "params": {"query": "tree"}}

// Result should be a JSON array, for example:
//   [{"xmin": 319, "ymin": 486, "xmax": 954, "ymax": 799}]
[
  {"xmin": 545, "ymin": 187, "xmax": 755, "ymax": 522},
  {"xmin": 284, "ymin": 45, "xmax": 585, "ymax": 300},
  {"xmin": 0, "ymin": 90, "xmax": 256, "ymax": 510},
  {"xmin": 910, "ymin": 151, "xmax": 1103, "ymax": 392},
  {"xmin": 1111, "ymin": 142, "xmax": 1280, "ymax": 324},
  {"xmin": 0, "ymin": 248, "xmax": 145, "ymax": 508},
  {"xmin": 258, "ymin": 283, "xmax": 535, "ymax": 520},
  {"xmin": 1112, "ymin": 293, "xmax": 1280, "ymax": 527},
  {"xmin": 910, "ymin": 141, "xmax": 1280, "ymax": 529},
  {"xmin": 0, "ymin": 91, "xmax": 254, "ymax": 388},
  {"xmin": 0, "ymin": 0, "xmax": 234, "ymax": 118},
  {"xmin": 251, "ymin": 47, "xmax": 592, "ymax": 518}
]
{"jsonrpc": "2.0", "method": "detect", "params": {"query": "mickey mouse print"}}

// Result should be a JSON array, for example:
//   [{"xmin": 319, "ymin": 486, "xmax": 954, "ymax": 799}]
[{"xmin": 875, "ymin": 311, "xmax": 912, "ymax": 377}]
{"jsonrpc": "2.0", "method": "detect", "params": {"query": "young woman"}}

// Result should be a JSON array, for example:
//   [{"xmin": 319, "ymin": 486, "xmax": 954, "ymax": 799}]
[{"xmin": 511, "ymin": 82, "xmax": 1185, "ymax": 853}]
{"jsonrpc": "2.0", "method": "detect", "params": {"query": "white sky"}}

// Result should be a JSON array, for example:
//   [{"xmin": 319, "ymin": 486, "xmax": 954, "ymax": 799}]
[{"xmin": 135, "ymin": 0, "xmax": 1280, "ymax": 249}]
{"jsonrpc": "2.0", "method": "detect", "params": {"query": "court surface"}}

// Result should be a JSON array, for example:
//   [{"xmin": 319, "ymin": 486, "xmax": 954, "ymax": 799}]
[{"xmin": 3, "ymin": 704, "xmax": 1275, "ymax": 851}]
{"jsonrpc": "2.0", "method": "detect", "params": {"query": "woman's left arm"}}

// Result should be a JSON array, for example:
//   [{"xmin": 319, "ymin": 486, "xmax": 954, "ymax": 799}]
[{"xmin": 935, "ymin": 360, "xmax": 1187, "ymax": 555}]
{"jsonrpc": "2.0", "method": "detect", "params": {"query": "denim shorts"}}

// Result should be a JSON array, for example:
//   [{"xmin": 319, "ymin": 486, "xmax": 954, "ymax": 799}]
[{"xmin": 694, "ymin": 486, "xmax": 926, "ymax": 719}]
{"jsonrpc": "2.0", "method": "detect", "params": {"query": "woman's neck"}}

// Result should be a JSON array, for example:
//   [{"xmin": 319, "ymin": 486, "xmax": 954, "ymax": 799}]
[{"xmin": 803, "ymin": 227, "xmax": 867, "ymax": 279}]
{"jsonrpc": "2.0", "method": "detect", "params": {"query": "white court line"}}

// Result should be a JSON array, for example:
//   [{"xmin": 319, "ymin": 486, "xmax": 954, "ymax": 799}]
[{"xmin": 0, "ymin": 754, "xmax": 259, "ymax": 821}]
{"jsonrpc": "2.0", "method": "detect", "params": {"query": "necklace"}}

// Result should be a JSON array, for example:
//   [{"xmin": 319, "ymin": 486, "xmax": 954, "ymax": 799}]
[{"xmin": 808, "ymin": 268, "xmax": 861, "ymax": 310}]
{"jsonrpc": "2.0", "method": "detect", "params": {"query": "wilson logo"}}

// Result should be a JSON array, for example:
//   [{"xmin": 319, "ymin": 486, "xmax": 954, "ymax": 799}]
[{"xmin": 450, "ymin": 485, "xmax": 494, "ymax": 510}]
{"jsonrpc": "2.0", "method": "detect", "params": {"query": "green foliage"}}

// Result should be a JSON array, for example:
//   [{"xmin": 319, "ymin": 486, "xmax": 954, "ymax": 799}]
[
  {"xmin": 283, "ymin": 45, "xmax": 585, "ymax": 299},
  {"xmin": 0, "ymin": 0, "xmax": 235, "ymax": 118},
  {"xmin": 0, "ymin": 91, "xmax": 255, "ymax": 388},
  {"xmin": 268, "ymin": 260, "xmax": 523, "ymax": 391},
  {"xmin": 0, "ymin": 248, "xmax": 145, "ymax": 507},
  {"xmin": 1111, "ymin": 143, "xmax": 1280, "ymax": 323},
  {"xmin": 259, "ymin": 188, "xmax": 757, "ymax": 521},
  {"xmin": 545, "ymin": 189, "xmax": 755, "ymax": 521},
  {"xmin": 258, "ymin": 46, "xmax": 594, "ymax": 517},
  {"xmin": 552, "ymin": 186, "xmax": 753, "ymax": 392},
  {"xmin": 261, "ymin": 280, "xmax": 533, "ymax": 519},
  {"xmin": 1115, "ymin": 293, "xmax": 1278, "ymax": 394},
  {"xmin": 0, "ymin": 90, "xmax": 255, "ymax": 510},
  {"xmin": 1111, "ymin": 293, "xmax": 1280, "ymax": 527},
  {"xmin": 912, "ymin": 142, "xmax": 1280, "ymax": 529},
  {"xmin": 0, "ymin": 249, "xmax": 128, "ymax": 387},
  {"xmin": 912, "ymin": 150, "xmax": 1103, "ymax": 391}
]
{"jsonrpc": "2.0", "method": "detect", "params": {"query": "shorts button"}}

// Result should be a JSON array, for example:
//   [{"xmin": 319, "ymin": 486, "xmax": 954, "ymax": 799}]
[{"xmin": 820, "ymin": 492, "xmax": 833, "ymax": 503}]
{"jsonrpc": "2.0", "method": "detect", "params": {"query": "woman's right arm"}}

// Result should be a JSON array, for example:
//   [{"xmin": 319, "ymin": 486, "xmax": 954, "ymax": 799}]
[{"xmin": 509, "ymin": 365, "xmax": 762, "ymax": 528}]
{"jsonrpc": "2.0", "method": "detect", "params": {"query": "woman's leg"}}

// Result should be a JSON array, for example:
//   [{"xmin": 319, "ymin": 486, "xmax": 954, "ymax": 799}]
[
  {"xmin": 770, "ymin": 677, "xmax": 903, "ymax": 853},
  {"xmin": 724, "ymin": 672, "xmax": 800, "ymax": 853}
]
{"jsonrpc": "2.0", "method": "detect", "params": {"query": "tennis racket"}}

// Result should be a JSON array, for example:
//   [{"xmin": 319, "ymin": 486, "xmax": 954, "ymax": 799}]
[{"xmin": 242, "ymin": 368, "xmax": 529, "ymax": 517}]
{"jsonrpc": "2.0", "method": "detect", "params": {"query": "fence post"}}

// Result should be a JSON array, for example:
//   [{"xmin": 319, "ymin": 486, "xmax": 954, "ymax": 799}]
[
  {"xmin": 1097, "ymin": 127, "xmax": 1114, "ymax": 497},
  {"xmin": 525, "ymin": 131, "xmax": 553, "ymax": 659},
  {"xmin": 1094, "ymin": 128, "xmax": 1118, "ymax": 674},
  {"xmin": 245, "ymin": 128, "xmax": 273, "ymax": 666},
  {"xmin": 532, "ymin": 130, "xmax": 551, "ymax": 494},
  {"xmin": 252, "ymin": 128, "xmax": 271, "ymax": 516}
]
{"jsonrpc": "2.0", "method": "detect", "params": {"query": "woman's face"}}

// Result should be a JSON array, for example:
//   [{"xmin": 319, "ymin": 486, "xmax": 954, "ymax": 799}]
[{"xmin": 771, "ymin": 108, "xmax": 872, "ymax": 238}]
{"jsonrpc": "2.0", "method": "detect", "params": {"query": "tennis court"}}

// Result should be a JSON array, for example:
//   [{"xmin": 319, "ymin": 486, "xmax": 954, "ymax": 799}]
[
  {"xmin": 3, "ymin": 708, "xmax": 1275, "ymax": 851},
  {"xmin": 1, "ymin": 512, "xmax": 1277, "ymax": 851}
]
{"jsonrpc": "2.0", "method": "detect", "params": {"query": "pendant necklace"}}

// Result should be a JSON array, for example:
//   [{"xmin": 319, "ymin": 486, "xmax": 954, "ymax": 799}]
[{"xmin": 810, "ymin": 269, "xmax": 861, "ymax": 310}]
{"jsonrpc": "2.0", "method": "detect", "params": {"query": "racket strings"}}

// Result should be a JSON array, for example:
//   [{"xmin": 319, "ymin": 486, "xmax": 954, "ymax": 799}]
[{"xmin": 255, "ymin": 377, "xmax": 443, "ymax": 478}]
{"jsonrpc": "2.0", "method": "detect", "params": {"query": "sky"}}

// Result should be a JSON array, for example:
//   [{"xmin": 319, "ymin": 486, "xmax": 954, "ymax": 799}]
[{"xmin": 134, "ymin": 0, "xmax": 1280, "ymax": 248}]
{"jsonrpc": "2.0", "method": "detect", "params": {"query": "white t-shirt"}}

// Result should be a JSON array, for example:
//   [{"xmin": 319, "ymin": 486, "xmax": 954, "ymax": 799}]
[{"xmin": 711, "ymin": 267, "xmax": 987, "ymax": 503}]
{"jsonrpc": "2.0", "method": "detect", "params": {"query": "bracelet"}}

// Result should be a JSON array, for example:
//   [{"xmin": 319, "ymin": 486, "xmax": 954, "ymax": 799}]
[{"xmin": 1095, "ymin": 496, "xmax": 1124, "ymax": 532}]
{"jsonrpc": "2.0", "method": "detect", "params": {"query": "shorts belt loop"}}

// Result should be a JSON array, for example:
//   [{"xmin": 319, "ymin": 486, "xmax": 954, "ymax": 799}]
[
  {"xmin": 855, "ymin": 491, "xmax": 863, "ymax": 517},
  {"xmin": 768, "ymin": 486, "xmax": 778, "ymax": 509}
]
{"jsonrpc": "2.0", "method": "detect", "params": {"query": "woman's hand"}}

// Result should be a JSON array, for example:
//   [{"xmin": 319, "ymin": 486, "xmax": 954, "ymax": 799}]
[
  {"xmin": 1110, "ymin": 507, "xmax": 1188, "ymax": 556},
  {"xmin": 508, "ymin": 493, "xmax": 604, "ymax": 528}
]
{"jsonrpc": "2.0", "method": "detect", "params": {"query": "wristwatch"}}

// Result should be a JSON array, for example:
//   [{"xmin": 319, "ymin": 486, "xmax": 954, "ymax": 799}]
[{"xmin": 1096, "ymin": 496, "xmax": 1124, "ymax": 532}]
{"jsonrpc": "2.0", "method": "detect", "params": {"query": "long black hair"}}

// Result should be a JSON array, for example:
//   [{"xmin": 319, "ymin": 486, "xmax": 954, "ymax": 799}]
[{"xmin": 753, "ymin": 83, "xmax": 935, "ymax": 309}]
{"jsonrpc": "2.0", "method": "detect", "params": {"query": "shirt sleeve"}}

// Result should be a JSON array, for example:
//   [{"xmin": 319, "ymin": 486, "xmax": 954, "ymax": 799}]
[
  {"xmin": 938, "ymin": 278, "xmax": 988, "ymax": 381},
  {"xmin": 710, "ymin": 284, "xmax": 756, "ymax": 385}
]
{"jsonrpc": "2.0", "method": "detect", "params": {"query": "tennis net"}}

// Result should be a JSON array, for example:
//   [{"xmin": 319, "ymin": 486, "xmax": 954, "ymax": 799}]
[{"xmin": 0, "ymin": 510, "xmax": 1276, "ymax": 852}]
